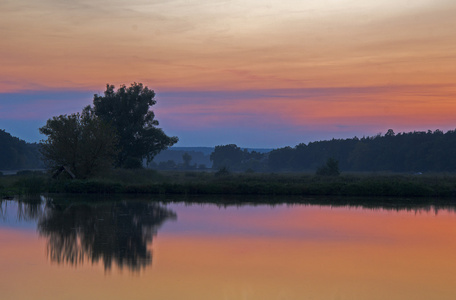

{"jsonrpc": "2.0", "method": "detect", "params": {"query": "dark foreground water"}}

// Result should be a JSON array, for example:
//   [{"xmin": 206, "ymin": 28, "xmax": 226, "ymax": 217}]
[{"xmin": 1, "ymin": 196, "xmax": 456, "ymax": 300}]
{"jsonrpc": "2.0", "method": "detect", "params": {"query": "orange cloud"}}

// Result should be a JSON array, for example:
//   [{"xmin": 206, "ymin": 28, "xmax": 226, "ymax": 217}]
[{"xmin": 1, "ymin": 0, "xmax": 456, "ymax": 93}]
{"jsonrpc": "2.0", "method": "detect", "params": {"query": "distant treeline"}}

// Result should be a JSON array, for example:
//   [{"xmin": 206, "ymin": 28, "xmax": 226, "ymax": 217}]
[
  {"xmin": 0, "ymin": 130, "xmax": 43, "ymax": 170},
  {"xmin": 149, "ymin": 147, "xmax": 273, "ymax": 170},
  {"xmin": 2, "ymin": 128, "xmax": 456, "ymax": 173},
  {"xmin": 211, "ymin": 129, "xmax": 456, "ymax": 173},
  {"xmin": 149, "ymin": 148, "xmax": 213, "ymax": 169}
]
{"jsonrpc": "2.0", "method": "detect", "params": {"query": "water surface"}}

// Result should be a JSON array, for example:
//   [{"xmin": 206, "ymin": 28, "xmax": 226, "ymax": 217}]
[{"xmin": 1, "ymin": 196, "xmax": 456, "ymax": 300}]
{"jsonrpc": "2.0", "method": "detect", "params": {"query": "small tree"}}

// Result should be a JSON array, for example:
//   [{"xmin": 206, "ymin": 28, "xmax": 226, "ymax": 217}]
[
  {"xmin": 210, "ymin": 144, "xmax": 244, "ymax": 170},
  {"xmin": 316, "ymin": 158, "xmax": 340, "ymax": 176},
  {"xmin": 182, "ymin": 152, "xmax": 192, "ymax": 169},
  {"xmin": 39, "ymin": 107, "xmax": 117, "ymax": 179}
]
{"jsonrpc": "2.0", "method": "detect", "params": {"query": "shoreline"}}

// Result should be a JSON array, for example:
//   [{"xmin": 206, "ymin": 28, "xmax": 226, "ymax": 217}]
[{"xmin": 2, "ymin": 170, "xmax": 456, "ymax": 199}]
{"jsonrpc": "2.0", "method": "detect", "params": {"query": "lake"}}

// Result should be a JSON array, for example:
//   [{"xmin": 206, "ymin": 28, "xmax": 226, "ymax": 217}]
[{"xmin": 1, "ymin": 195, "xmax": 456, "ymax": 300}]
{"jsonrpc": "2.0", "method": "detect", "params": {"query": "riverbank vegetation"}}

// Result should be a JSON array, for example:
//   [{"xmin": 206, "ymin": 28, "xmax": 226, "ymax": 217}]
[
  {"xmin": 208, "ymin": 129, "xmax": 456, "ymax": 173},
  {"xmin": 2, "ymin": 169, "xmax": 456, "ymax": 198}
]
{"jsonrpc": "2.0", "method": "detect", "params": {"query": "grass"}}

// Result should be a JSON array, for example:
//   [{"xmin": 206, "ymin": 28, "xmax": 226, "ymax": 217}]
[
  {"xmin": 0, "ymin": 171, "xmax": 48, "ymax": 198},
  {"xmin": 2, "ymin": 169, "xmax": 456, "ymax": 199}
]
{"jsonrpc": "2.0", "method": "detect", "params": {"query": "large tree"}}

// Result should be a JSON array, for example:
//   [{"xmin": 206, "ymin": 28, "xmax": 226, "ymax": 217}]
[
  {"xmin": 39, "ymin": 107, "xmax": 117, "ymax": 178},
  {"xmin": 92, "ymin": 83, "xmax": 178, "ymax": 168}
]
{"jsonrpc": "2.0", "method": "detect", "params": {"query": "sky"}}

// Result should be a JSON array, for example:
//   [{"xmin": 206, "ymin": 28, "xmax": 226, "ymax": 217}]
[{"xmin": 1, "ymin": 0, "xmax": 456, "ymax": 148}]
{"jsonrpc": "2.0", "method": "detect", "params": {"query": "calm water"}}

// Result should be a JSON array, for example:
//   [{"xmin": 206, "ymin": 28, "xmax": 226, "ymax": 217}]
[{"xmin": 1, "ymin": 196, "xmax": 456, "ymax": 300}]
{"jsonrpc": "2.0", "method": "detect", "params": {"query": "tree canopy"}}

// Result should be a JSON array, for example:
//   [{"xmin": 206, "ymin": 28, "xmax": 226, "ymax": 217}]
[
  {"xmin": 267, "ymin": 129, "xmax": 456, "ymax": 172},
  {"xmin": 39, "ymin": 82, "xmax": 177, "ymax": 177},
  {"xmin": 316, "ymin": 158, "xmax": 340, "ymax": 176},
  {"xmin": 39, "ymin": 107, "xmax": 117, "ymax": 178},
  {"xmin": 92, "ymin": 83, "xmax": 178, "ymax": 167},
  {"xmin": 210, "ymin": 144, "xmax": 265, "ymax": 171},
  {"xmin": 209, "ymin": 129, "xmax": 456, "ymax": 173}
]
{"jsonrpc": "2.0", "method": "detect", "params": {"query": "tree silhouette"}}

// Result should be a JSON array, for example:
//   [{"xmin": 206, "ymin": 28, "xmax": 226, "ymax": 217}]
[
  {"xmin": 92, "ymin": 83, "xmax": 178, "ymax": 168},
  {"xmin": 182, "ymin": 152, "xmax": 192, "ymax": 169},
  {"xmin": 316, "ymin": 158, "xmax": 340, "ymax": 176},
  {"xmin": 39, "ymin": 107, "xmax": 117, "ymax": 178},
  {"xmin": 210, "ymin": 144, "xmax": 266, "ymax": 171},
  {"xmin": 267, "ymin": 129, "xmax": 456, "ymax": 173}
]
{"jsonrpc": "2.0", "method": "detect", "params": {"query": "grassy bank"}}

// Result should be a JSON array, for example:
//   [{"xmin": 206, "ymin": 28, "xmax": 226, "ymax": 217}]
[{"xmin": 2, "ymin": 169, "xmax": 456, "ymax": 198}]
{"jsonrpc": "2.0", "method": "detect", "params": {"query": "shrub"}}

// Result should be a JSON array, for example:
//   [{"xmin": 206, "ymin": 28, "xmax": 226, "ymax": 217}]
[
  {"xmin": 15, "ymin": 175, "xmax": 47, "ymax": 195},
  {"xmin": 316, "ymin": 158, "xmax": 340, "ymax": 176},
  {"xmin": 215, "ymin": 167, "xmax": 230, "ymax": 177}
]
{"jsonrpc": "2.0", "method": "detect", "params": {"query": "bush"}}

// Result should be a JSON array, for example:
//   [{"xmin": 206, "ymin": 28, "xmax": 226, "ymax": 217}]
[
  {"xmin": 316, "ymin": 158, "xmax": 340, "ymax": 176},
  {"xmin": 15, "ymin": 175, "xmax": 47, "ymax": 195},
  {"xmin": 16, "ymin": 170, "xmax": 43, "ymax": 176},
  {"xmin": 215, "ymin": 167, "xmax": 230, "ymax": 177}
]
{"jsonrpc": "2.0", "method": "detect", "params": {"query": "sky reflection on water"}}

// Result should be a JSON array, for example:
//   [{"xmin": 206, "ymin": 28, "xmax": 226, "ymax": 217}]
[{"xmin": 1, "ymin": 196, "xmax": 456, "ymax": 300}]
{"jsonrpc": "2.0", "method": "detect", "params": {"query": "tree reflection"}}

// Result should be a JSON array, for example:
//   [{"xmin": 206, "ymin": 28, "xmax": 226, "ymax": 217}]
[
  {"xmin": 4, "ymin": 194, "xmax": 456, "ymax": 272},
  {"xmin": 37, "ymin": 200, "xmax": 176, "ymax": 271},
  {"xmin": 1, "ymin": 196, "xmax": 44, "ymax": 221},
  {"xmin": 17, "ymin": 196, "xmax": 44, "ymax": 221}
]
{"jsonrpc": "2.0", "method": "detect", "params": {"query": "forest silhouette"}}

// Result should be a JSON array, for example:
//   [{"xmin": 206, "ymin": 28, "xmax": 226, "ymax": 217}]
[
  {"xmin": 2, "ymin": 128, "xmax": 456, "ymax": 173},
  {"xmin": 209, "ymin": 129, "xmax": 456, "ymax": 173}
]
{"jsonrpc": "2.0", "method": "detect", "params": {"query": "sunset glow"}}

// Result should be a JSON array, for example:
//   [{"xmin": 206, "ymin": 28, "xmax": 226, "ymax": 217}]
[{"xmin": 1, "ymin": 0, "xmax": 456, "ymax": 146}]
